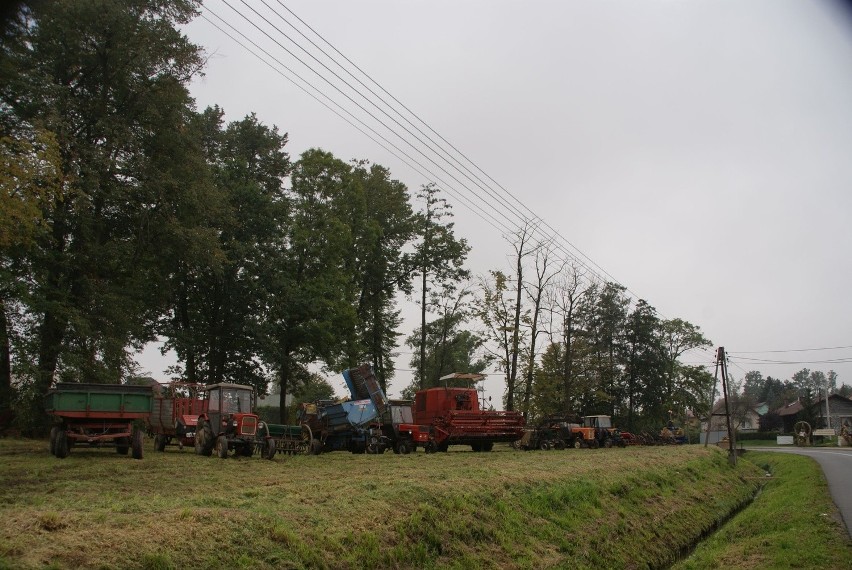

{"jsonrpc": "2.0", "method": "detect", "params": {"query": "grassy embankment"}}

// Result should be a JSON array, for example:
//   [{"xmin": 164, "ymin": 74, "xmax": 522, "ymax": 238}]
[
  {"xmin": 675, "ymin": 450, "xmax": 852, "ymax": 569},
  {"xmin": 0, "ymin": 439, "xmax": 840, "ymax": 569}
]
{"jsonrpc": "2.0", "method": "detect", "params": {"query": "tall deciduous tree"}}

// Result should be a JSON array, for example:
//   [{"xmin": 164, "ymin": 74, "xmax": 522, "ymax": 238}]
[
  {"xmin": 0, "ymin": 0, "xmax": 205, "ymax": 429},
  {"xmin": 410, "ymin": 183, "xmax": 469, "ymax": 389}
]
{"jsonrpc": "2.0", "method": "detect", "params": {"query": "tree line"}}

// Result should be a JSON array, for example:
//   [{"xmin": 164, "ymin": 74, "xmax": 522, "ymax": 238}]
[{"xmin": 2, "ymin": 1, "xmax": 714, "ymax": 434}]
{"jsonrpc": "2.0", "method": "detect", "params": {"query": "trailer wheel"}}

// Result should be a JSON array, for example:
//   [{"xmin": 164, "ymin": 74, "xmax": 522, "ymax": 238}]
[
  {"xmin": 54, "ymin": 431, "xmax": 69, "ymax": 459},
  {"xmin": 154, "ymin": 434, "xmax": 167, "ymax": 452},
  {"xmin": 264, "ymin": 438, "xmax": 276, "ymax": 460},
  {"xmin": 116, "ymin": 437, "xmax": 130, "ymax": 455},
  {"xmin": 553, "ymin": 439, "xmax": 565, "ymax": 450},
  {"xmin": 49, "ymin": 426, "xmax": 59, "ymax": 456},
  {"xmin": 216, "ymin": 435, "xmax": 228, "ymax": 459},
  {"xmin": 131, "ymin": 428, "xmax": 144, "ymax": 460}
]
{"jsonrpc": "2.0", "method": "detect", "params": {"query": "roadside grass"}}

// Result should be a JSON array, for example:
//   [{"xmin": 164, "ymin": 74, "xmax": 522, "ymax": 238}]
[
  {"xmin": 674, "ymin": 451, "xmax": 852, "ymax": 569},
  {"xmin": 0, "ymin": 439, "xmax": 769, "ymax": 569}
]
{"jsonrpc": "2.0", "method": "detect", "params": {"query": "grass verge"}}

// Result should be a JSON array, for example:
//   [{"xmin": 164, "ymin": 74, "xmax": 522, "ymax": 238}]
[
  {"xmin": 0, "ymin": 439, "xmax": 770, "ymax": 569},
  {"xmin": 674, "ymin": 451, "xmax": 852, "ymax": 569}
]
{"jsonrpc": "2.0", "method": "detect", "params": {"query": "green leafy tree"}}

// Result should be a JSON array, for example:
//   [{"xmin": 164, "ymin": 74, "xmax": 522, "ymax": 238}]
[
  {"xmin": 409, "ymin": 183, "xmax": 470, "ymax": 389},
  {"xmin": 623, "ymin": 299, "xmax": 663, "ymax": 431},
  {"xmin": 0, "ymin": 0, "xmax": 205, "ymax": 429},
  {"xmin": 263, "ymin": 149, "xmax": 356, "ymax": 422}
]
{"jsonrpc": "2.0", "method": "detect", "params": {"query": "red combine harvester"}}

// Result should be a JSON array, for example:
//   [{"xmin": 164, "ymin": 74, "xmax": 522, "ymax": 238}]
[{"xmin": 413, "ymin": 373, "xmax": 525, "ymax": 452}]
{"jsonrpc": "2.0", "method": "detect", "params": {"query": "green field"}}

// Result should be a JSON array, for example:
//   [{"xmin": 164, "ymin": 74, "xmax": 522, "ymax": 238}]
[{"xmin": 0, "ymin": 439, "xmax": 848, "ymax": 569}]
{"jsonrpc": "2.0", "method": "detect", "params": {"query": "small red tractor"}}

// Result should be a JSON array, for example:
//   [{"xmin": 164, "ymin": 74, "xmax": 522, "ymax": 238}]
[
  {"xmin": 413, "ymin": 373, "xmax": 525, "ymax": 452},
  {"xmin": 194, "ymin": 383, "xmax": 275, "ymax": 459}
]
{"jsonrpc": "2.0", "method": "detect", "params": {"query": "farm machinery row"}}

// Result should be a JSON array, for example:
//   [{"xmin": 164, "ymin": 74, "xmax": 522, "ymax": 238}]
[{"xmin": 514, "ymin": 414, "xmax": 626, "ymax": 450}]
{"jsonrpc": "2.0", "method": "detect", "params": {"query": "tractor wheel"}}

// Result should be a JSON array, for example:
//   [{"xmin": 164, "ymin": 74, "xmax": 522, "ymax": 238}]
[
  {"xmin": 49, "ymin": 426, "xmax": 59, "ymax": 456},
  {"xmin": 573, "ymin": 438, "xmax": 583, "ymax": 449},
  {"xmin": 195, "ymin": 421, "xmax": 213, "ymax": 457},
  {"xmin": 539, "ymin": 441, "xmax": 550, "ymax": 451},
  {"xmin": 54, "ymin": 431, "xmax": 69, "ymax": 459},
  {"xmin": 396, "ymin": 440, "xmax": 411, "ymax": 455},
  {"xmin": 604, "ymin": 438, "xmax": 613, "ymax": 449},
  {"xmin": 553, "ymin": 439, "xmax": 566, "ymax": 450},
  {"xmin": 131, "ymin": 428, "xmax": 144, "ymax": 460},
  {"xmin": 590, "ymin": 438, "xmax": 600, "ymax": 449},
  {"xmin": 116, "ymin": 437, "xmax": 130, "ymax": 455},
  {"xmin": 216, "ymin": 435, "xmax": 228, "ymax": 459},
  {"xmin": 310, "ymin": 438, "xmax": 323, "ymax": 455},
  {"xmin": 264, "ymin": 438, "xmax": 276, "ymax": 460}
]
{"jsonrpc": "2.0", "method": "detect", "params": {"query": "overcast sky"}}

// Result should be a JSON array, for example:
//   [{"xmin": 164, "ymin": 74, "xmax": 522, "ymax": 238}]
[{"xmin": 139, "ymin": 0, "xmax": 852, "ymax": 402}]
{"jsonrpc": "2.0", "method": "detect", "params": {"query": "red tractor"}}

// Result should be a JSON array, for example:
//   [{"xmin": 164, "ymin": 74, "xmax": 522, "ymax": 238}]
[
  {"xmin": 194, "ymin": 383, "xmax": 275, "ymax": 460},
  {"xmin": 413, "ymin": 373, "xmax": 525, "ymax": 452}
]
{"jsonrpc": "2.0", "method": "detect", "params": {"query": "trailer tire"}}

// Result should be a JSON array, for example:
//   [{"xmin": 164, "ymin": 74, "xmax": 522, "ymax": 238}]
[
  {"xmin": 54, "ymin": 431, "xmax": 69, "ymax": 459},
  {"xmin": 131, "ymin": 428, "xmax": 144, "ymax": 460},
  {"xmin": 49, "ymin": 426, "xmax": 59, "ymax": 456},
  {"xmin": 264, "ymin": 438, "xmax": 276, "ymax": 460},
  {"xmin": 116, "ymin": 437, "xmax": 130, "ymax": 455},
  {"xmin": 154, "ymin": 434, "xmax": 167, "ymax": 452},
  {"xmin": 216, "ymin": 435, "xmax": 228, "ymax": 459},
  {"xmin": 553, "ymin": 439, "xmax": 566, "ymax": 450}
]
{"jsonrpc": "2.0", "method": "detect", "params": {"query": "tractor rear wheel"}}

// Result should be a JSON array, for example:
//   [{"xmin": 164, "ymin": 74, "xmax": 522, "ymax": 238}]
[
  {"xmin": 131, "ymin": 428, "xmax": 144, "ymax": 460},
  {"xmin": 195, "ymin": 421, "xmax": 213, "ymax": 456},
  {"xmin": 216, "ymin": 435, "xmax": 228, "ymax": 459},
  {"xmin": 264, "ymin": 438, "xmax": 276, "ymax": 460}
]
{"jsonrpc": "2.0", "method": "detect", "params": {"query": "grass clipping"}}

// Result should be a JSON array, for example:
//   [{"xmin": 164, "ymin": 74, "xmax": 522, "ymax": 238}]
[{"xmin": 0, "ymin": 440, "xmax": 763, "ymax": 569}]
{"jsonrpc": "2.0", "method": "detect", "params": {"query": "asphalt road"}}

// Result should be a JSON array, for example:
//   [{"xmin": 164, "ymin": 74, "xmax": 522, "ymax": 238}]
[{"xmin": 746, "ymin": 446, "xmax": 852, "ymax": 538}]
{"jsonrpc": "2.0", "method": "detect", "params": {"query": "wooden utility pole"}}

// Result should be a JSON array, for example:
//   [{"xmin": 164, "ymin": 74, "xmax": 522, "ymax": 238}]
[{"xmin": 705, "ymin": 347, "xmax": 736, "ymax": 465}]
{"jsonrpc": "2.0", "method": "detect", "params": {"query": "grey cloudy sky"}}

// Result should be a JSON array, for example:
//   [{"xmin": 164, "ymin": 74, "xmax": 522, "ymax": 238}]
[{"xmin": 141, "ymin": 0, "xmax": 852, "ymax": 401}]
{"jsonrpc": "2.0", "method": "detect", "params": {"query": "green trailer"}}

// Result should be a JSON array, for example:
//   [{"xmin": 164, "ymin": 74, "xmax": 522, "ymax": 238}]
[
  {"xmin": 263, "ymin": 422, "xmax": 312, "ymax": 455},
  {"xmin": 45, "ymin": 383, "xmax": 153, "ymax": 459}
]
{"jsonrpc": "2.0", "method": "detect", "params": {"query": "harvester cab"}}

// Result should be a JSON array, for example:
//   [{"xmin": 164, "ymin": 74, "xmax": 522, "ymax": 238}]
[{"xmin": 195, "ymin": 383, "xmax": 273, "ymax": 459}]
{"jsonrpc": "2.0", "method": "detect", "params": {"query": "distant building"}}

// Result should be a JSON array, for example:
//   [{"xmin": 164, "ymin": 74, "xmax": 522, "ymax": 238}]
[{"xmin": 774, "ymin": 394, "xmax": 852, "ymax": 433}]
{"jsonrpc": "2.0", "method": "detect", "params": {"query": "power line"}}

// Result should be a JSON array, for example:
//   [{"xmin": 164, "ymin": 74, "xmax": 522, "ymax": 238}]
[{"xmin": 728, "ymin": 345, "xmax": 852, "ymax": 354}]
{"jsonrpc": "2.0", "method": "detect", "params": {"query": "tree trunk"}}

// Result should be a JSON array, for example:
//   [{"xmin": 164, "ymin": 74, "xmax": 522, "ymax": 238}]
[
  {"xmin": 278, "ymin": 359, "xmax": 291, "ymax": 424},
  {"xmin": 0, "ymin": 298, "xmax": 11, "ymax": 409}
]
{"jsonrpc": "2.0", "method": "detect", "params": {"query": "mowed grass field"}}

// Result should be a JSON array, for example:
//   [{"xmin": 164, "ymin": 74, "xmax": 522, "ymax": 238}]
[{"xmin": 0, "ymin": 439, "xmax": 848, "ymax": 569}]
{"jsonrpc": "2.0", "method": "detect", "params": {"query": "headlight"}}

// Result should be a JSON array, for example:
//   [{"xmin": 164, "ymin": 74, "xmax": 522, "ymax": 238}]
[{"xmin": 232, "ymin": 420, "xmax": 238, "ymax": 427}]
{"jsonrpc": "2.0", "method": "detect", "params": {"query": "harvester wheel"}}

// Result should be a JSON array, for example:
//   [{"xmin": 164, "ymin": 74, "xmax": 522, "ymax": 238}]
[
  {"xmin": 216, "ymin": 435, "xmax": 228, "ymax": 459},
  {"xmin": 54, "ymin": 431, "xmax": 69, "ymax": 459},
  {"xmin": 49, "ymin": 426, "xmax": 59, "ymax": 456},
  {"xmin": 264, "ymin": 438, "xmax": 276, "ymax": 460},
  {"xmin": 131, "ymin": 428, "xmax": 144, "ymax": 460}
]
